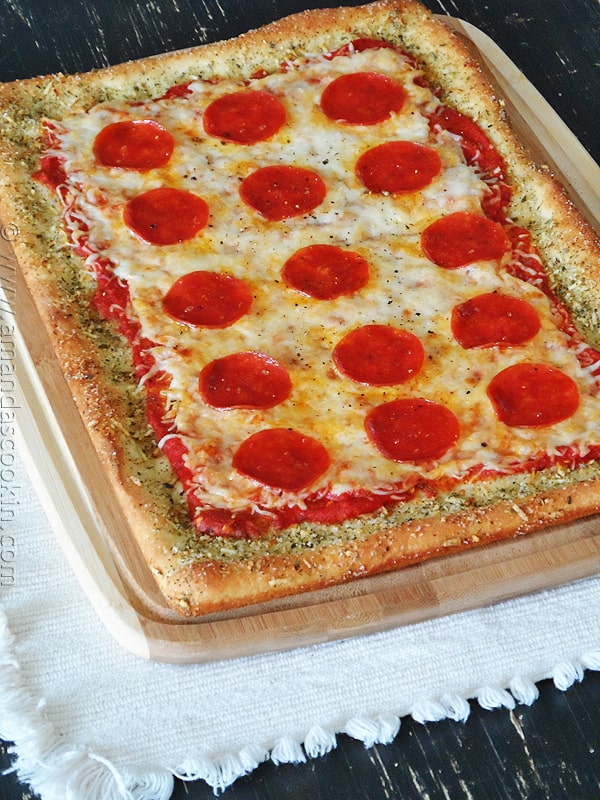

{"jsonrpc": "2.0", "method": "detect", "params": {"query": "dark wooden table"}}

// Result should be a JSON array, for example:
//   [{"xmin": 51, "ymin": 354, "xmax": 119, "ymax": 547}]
[{"xmin": 1, "ymin": 1, "xmax": 599, "ymax": 797}]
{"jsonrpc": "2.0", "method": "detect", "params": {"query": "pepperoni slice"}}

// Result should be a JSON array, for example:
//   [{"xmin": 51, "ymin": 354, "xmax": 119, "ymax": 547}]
[
  {"xmin": 356, "ymin": 141, "xmax": 441, "ymax": 195},
  {"xmin": 203, "ymin": 90, "xmax": 287, "ymax": 144},
  {"xmin": 124, "ymin": 187, "xmax": 209, "ymax": 245},
  {"xmin": 452, "ymin": 292, "xmax": 541, "ymax": 349},
  {"xmin": 163, "ymin": 271, "xmax": 252, "ymax": 328},
  {"xmin": 365, "ymin": 398, "xmax": 460, "ymax": 462},
  {"xmin": 333, "ymin": 325, "xmax": 424, "ymax": 386},
  {"xmin": 487, "ymin": 363, "xmax": 580, "ymax": 427},
  {"xmin": 93, "ymin": 120, "xmax": 174, "ymax": 170},
  {"xmin": 240, "ymin": 165, "xmax": 327, "ymax": 221},
  {"xmin": 320, "ymin": 72, "xmax": 407, "ymax": 125},
  {"xmin": 282, "ymin": 244, "xmax": 370, "ymax": 300},
  {"xmin": 199, "ymin": 352, "xmax": 292, "ymax": 409},
  {"xmin": 233, "ymin": 429, "xmax": 330, "ymax": 491},
  {"xmin": 421, "ymin": 211, "xmax": 509, "ymax": 269}
]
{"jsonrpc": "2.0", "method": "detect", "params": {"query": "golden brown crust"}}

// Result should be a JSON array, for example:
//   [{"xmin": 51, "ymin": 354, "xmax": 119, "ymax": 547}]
[
  {"xmin": 170, "ymin": 476, "xmax": 600, "ymax": 615},
  {"xmin": 2, "ymin": 0, "xmax": 600, "ymax": 616}
]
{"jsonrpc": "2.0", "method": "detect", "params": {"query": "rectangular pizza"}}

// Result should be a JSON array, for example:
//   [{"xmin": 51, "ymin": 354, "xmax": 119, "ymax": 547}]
[{"xmin": 1, "ymin": 0, "xmax": 600, "ymax": 616}]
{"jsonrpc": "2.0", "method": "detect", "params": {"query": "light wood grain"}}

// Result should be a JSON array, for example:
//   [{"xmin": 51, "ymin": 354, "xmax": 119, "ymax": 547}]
[{"xmin": 6, "ymin": 20, "xmax": 600, "ymax": 663}]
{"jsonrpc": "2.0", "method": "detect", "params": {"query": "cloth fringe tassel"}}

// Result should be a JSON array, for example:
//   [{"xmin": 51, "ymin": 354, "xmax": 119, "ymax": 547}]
[{"xmin": 2, "ymin": 607, "xmax": 600, "ymax": 799}]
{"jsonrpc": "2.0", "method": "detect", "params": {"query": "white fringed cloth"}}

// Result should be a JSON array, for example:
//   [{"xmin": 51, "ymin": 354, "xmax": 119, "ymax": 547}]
[{"xmin": 2, "ymin": 446, "xmax": 600, "ymax": 799}]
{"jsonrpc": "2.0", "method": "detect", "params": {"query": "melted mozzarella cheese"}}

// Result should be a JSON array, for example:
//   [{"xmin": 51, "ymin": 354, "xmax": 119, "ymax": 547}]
[{"xmin": 53, "ymin": 47, "xmax": 600, "ymax": 513}]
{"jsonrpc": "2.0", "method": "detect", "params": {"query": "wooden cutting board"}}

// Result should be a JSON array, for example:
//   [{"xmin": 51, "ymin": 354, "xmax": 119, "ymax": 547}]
[{"xmin": 4, "ymin": 18, "xmax": 600, "ymax": 663}]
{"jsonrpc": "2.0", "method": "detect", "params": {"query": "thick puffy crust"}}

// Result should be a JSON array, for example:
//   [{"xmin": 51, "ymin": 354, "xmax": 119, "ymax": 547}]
[
  {"xmin": 169, "ymin": 476, "xmax": 600, "ymax": 615},
  {"xmin": 1, "ymin": 0, "xmax": 600, "ymax": 616}
]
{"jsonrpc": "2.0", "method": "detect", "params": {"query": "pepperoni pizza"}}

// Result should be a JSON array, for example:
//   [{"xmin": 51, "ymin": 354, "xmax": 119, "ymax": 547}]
[{"xmin": 2, "ymin": 0, "xmax": 600, "ymax": 615}]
